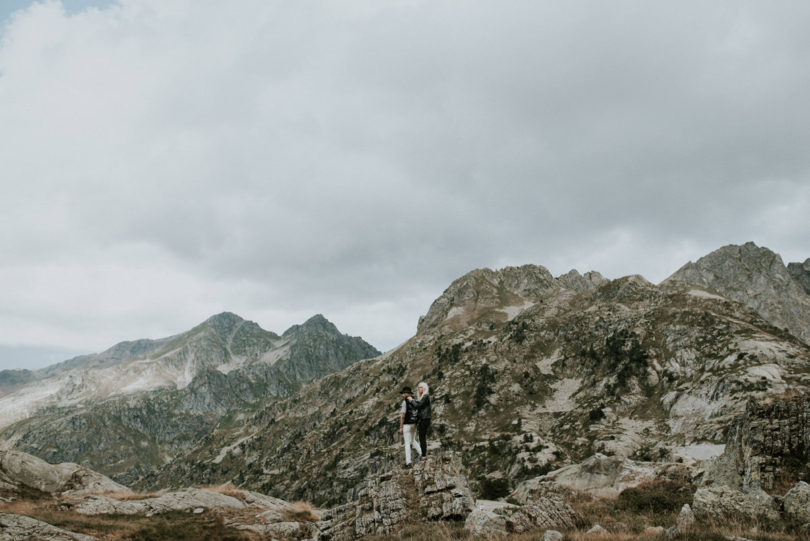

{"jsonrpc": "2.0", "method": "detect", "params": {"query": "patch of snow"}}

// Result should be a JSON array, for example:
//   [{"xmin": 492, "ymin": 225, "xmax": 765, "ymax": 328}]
[
  {"xmin": 688, "ymin": 289, "xmax": 726, "ymax": 301},
  {"xmin": 216, "ymin": 356, "xmax": 247, "ymax": 375},
  {"xmin": 259, "ymin": 344, "xmax": 290, "ymax": 366},
  {"xmin": 212, "ymin": 435, "xmax": 253, "ymax": 464},
  {"xmin": 535, "ymin": 350, "xmax": 561, "ymax": 375},
  {"xmin": 675, "ymin": 443, "xmax": 725, "ymax": 461},
  {"xmin": 444, "ymin": 306, "xmax": 466, "ymax": 321},
  {"xmin": 746, "ymin": 364, "xmax": 784, "ymax": 382},
  {"xmin": 539, "ymin": 378, "xmax": 581, "ymax": 413},
  {"xmin": 498, "ymin": 301, "xmax": 534, "ymax": 321},
  {"xmin": 737, "ymin": 339, "xmax": 786, "ymax": 358}
]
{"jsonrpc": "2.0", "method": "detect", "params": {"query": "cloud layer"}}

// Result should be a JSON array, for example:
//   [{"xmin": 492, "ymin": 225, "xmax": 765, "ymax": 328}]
[{"xmin": 1, "ymin": 1, "xmax": 809, "ymax": 366}]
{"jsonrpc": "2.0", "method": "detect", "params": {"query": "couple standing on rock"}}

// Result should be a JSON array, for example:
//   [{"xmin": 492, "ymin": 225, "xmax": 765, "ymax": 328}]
[{"xmin": 399, "ymin": 382, "xmax": 431, "ymax": 468}]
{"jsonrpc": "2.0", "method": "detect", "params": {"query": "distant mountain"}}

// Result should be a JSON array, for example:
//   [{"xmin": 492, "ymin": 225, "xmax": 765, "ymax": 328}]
[
  {"xmin": 0, "ymin": 312, "xmax": 379, "ymax": 486},
  {"xmin": 147, "ymin": 250, "xmax": 810, "ymax": 506},
  {"xmin": 665, "ymin": 242, "xmax": 810, "ymax": 344}
]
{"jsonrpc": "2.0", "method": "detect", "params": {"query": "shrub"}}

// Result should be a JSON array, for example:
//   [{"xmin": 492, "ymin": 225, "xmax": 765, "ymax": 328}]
[{"xmin": 616, "ymin": 479, "xmax": 692, "ymax": 514}]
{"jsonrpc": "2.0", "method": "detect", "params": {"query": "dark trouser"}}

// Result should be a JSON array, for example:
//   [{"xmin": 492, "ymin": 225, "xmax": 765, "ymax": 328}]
[{"xmin": 417, "ymin": 418, "xmax": 430, "ymax": 456}]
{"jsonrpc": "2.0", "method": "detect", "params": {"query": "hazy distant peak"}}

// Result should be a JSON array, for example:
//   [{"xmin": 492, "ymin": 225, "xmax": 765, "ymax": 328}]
[{"xmin": 283, "ymin": 314, "xmax": 338, "ymax": 337}]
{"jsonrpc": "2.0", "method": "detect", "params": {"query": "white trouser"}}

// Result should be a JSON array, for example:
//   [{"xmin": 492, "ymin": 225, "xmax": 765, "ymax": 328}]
[{"xmin": 403, "ymin": 424, "xmax": 422, "ymax": 464}]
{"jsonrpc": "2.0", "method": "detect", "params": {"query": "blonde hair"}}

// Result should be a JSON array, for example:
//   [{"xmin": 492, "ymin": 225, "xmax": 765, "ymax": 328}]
[{"xmin": 417, "ymin": 381, "xmax": 429, "ymax": 396}]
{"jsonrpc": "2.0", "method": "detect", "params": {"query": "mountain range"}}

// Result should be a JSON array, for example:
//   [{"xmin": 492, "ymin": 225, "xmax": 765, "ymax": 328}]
[
  {"xmin": 139, "ymin": 242, "xmax": 810, "ymax": 507},
  {"xmin": 0, "ymin": 312, "xmax": 380, "ymax": 486},
  {"xmin": 1, "ymin": 240, "xmax": 809, "ymax": 532}
]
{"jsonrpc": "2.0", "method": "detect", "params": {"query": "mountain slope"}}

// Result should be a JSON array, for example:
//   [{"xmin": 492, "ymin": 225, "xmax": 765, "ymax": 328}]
[
  {"xmin": 0, "ymin": 313, "xmax": 380, "ymax": 486},
  {"xmin": 148, "ymin": 255, "xmax": 810, "ymax": 506}
]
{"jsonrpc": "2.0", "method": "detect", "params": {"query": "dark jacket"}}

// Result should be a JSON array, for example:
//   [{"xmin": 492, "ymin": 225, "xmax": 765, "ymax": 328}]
[
  {"xmin": 412, "ymin": 394, "xmax": 431, "ymax": 421},
  {"xmin": 402, "ymin": 399, "xmax": 419, "ymax": 424}
]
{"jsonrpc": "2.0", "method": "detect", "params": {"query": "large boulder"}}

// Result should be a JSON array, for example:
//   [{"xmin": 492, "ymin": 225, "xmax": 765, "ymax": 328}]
[
  {"xmin": 692, "ymin": 485, "xmax": 779, "ymax": 521},
  {"xmin": 0, "ymin": 450, "xmax": 127, "ymax": 495},
  {"xmin": 784, "ymin": 481, "xmax": 810, "ymax": 524}
]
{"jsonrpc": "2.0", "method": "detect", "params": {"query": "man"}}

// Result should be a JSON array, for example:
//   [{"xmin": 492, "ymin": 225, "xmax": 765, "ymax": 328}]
[{"xmin": 399, "ymin": 386, "xmax": 422, "ymax": 467}]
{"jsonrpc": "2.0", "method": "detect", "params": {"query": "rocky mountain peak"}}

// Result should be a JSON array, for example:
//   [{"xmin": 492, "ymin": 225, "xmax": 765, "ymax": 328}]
[
  {"xmin": 664, "ymin": 241, "xmax": 810, "ymax": 343},
  {"xmin": 417, "ymin": 264, "xmax": 558, "ymax": 334},
  {"xmin": 283, "ymin": 314, "xmax": 337, "ymax": 337},
  {"xmin": 555, "ymin": 269, "xmax": 608, "ymax": 292}
]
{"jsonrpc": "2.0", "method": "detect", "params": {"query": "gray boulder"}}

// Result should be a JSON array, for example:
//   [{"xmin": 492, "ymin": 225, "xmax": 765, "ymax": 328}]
[
  {"xmin": 586, "ymin": 524, "xmax": 609, "ymax": 535},
  {"xmin": 784, "ymin": 481, "xmax": 810, "ymax": 523},
  {"xmin": 692, "ymin": 485, "xmax": 779, "ymax": 521},
  {"xmin": 463, "ymin": 506, "xmax": 509, "ymax": 539},
  {"xmin": 0, "ymin": 450, "xmax": 127, "ymax": 495},
  {"xmin": 540, "ymin": 530, "xmax": 564, "ymax": 541}
]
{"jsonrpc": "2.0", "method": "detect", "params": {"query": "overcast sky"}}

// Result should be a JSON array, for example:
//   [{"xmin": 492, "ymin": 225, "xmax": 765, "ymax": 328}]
[{"xmin": 1, "ymin": 1, "xmax": 808, "ymax": 369}]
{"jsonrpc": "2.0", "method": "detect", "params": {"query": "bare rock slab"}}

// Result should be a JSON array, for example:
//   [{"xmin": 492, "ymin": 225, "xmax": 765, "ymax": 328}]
[{"xmin": 0, "ymin": 512, "xmax": 95, "ymax": 541}]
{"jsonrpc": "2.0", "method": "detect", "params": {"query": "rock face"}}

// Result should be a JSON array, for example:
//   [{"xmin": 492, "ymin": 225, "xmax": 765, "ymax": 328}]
[
  {"xmin": 707, "ymin": 394, "xmax": 810, "ymax": 491},
  {"xmin": 0, "ymin": 450, "xmax": 127, "ymax": 496},
  {"xmin": 0, "ymin": 313, "xmax": 379, "ymax": 486},
  {"xmin": 0, "ymin": 513, "xmax": 95, "ymax": 541},
  {"xmin": 317, "ymin": 454, "xmax": 474, "ymax": 540},
  {"xmin": 665, "ymin": 242, "xmax": 810, "ymax": 344},
  {"xmin": 787, "ymin": 259, "xmax": 810, "ymax": 296},
  {"xmin": 149, "ymin": 247, "xmax": 810, "ymax": 506}
]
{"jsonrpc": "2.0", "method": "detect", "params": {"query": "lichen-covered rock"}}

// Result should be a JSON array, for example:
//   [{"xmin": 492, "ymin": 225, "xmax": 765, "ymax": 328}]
[
  {"xmin": 0, "ymin": 512, "xmax": 95, "ymax": 541},
  {"xmin": 463, "ymin": 507, "xmax": 508, "ymax": 539},
  {"xmin": 540, "ymin": 530, "xmax": 564, "ymax": 541},
  {"xmin": 784, "ymin": 481, "xmax": 810, "ymax": 523},
  {"xmin": 508, "ymin": 497, "xmax": 580, "ymax": 533},
  {"xmin": 692, "ymin": 485, "xmax": 779, "ymax": 521}
]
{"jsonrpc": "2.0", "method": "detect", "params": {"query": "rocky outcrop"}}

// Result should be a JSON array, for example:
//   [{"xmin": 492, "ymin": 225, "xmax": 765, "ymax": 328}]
[
  {"xmin": 707, "ymin": 394, "xmax": 810, "ymax": 491},
  {"xmin": 692, "ymin": 485, "xmax": 779, "ymax": 521},
  {"xmin": 463, "ymin": 496, "xmax": 579, "ymax": 539},
  {"xmin": 0, "ymin": 513, "xmax": 95, "ymax": 541},
  {"xmin": 0, "ymin": 450, "xmax": 127, "ymax": 496},
  {"xmin": 317, "ymin": 454, "xmax": 473, "ymax": 540},
  {"xmin": 665, "ymin": 242, "xmax": 810, "ymax": 343},
  {"xmin": 510, "ymin": 454, "xmax": 690, "ymax": 500},
  {"xmin": 783, "ymin": 481, "xmax": 810, "ymax": 523}
]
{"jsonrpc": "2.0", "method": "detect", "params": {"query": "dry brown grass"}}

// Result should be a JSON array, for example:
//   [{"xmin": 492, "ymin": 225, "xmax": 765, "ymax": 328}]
[
  {"xmin": 202, "ymin": 483, "xmax": 249, "ymax": 501},
  {"xmin": 93, "ymin": 490, "xmax": 164, "ymax": 501},
  {"xmin": 282, "ymin": 500, "xmax": 319, "ymax": 522}
]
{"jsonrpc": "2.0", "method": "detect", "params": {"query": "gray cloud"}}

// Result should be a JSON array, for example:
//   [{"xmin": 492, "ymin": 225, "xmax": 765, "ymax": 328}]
[{"xmin": 1, "ymin": 0, "xmax": 809, "ymax": 367}]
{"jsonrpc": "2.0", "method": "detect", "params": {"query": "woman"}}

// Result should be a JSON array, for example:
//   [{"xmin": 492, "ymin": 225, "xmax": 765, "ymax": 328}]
[{"xmin": 408, "ymin": 382, "xmax": 431, "ymax": 457}]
